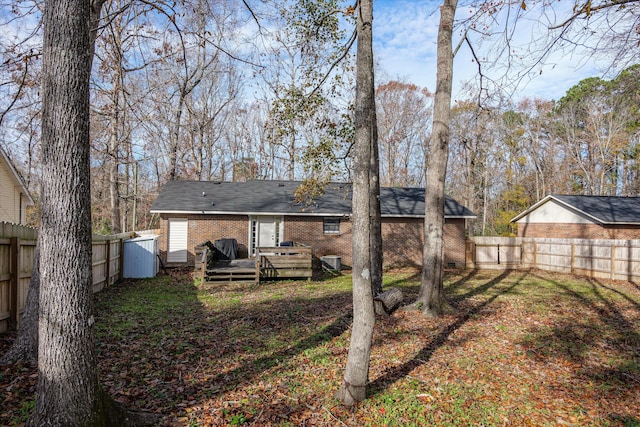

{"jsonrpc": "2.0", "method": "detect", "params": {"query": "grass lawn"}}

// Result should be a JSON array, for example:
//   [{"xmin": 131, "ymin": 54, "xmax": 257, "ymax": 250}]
[{"xmin": 1, "ymin": 268, "xmax": 639, "ymax": 426}]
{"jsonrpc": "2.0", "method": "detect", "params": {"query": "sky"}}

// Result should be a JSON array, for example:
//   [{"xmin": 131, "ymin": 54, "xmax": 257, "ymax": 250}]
[{"xmin": 372, "ymin": 0, "xmax": 619, "ymax": 103}]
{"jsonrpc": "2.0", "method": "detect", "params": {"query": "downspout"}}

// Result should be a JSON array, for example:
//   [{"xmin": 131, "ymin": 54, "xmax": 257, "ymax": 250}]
[{"xmin": 19, "ymin": 192, "xmax": 23, "ymax": 224}]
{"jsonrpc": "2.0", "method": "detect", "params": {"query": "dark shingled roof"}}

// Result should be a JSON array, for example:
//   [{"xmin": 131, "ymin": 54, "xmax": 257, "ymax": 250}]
[
  {"xmin": 150, "ymin": 180, "xmax": 476, "ymax": 218},
  {"xmin": 552, "ymin": 195, "xmax": 640, "ymax": 224},
  {"xmin": 511, "ymin": 194, "xmax": 640, "ymax": 224}
]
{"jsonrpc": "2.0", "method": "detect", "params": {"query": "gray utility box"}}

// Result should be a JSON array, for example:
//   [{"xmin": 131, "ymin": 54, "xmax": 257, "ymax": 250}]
[
  {"xmin": 123, "ymin": 235, "xmax": 159, "ymax": 278},
  {"xmin": 321, "ymin": 255, "xmax": 341, "ymax": 271}
]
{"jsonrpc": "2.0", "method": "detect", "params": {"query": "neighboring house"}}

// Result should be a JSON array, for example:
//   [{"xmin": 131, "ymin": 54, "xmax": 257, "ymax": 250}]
[
  {"xmin": 0, "ymin": 147, "xmax": 34, "ymax": 225},
  {"xmin": 150, "ymin": 180, "xmax": 476, "ymax": 269},
  {"xmin": 512, "ymin": 194, "xmax": 640, "ymax": 239}
]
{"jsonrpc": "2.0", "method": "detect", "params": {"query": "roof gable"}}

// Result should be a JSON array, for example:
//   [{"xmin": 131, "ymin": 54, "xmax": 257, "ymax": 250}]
[
  {"xmin": 150, "ymin": 180, "xmax": 476, "ymax": 218},
  {"xmin": 0, "ymin": 147, "xmax": 34, "ymax": 205},
  {"xmin": 511, "ymin": 194, "xmax": 640, "ymax": 225}
]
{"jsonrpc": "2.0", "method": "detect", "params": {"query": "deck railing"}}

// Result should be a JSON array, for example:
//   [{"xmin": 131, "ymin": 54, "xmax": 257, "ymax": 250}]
[
  {"xmin": 200, "ymin": 242, "xmax": 313, "ymax": 284},
  {"xmin": 257, "ymin": 244, "xmax": 313, "ymax": 280}
]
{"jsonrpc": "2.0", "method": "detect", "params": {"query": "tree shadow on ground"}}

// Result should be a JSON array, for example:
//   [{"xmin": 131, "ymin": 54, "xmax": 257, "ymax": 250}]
[
  {"xmin": 368, "ymin": 269, "xmax": 524, "ymax": 397},
  {"xmin": 91, "ymin": 270, "xmax": 355, "ymax": 422},
  {"xmin": 520, "ymin": 273, "xmax": 640, "ymax": 425},
  {"xmin": 443, "ymin": 268, "xmax": 481, "ymax": 296}
]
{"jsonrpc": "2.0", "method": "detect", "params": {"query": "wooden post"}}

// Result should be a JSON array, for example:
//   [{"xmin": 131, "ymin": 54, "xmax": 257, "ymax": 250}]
[
  {"xmin": 611, "ymin": 244, "xmax": 616, "ymax": 280},
  {"xmin": 201, "ymin": 247, "xmax": 207, "ymax": 283},
  {"xmin": 255, "ymin": 251, "xmax": 262, "ymax": 284},
  {"xmin": 118, "ymin": 238, "xmax": 124, "ymax": 282},
  {"xmin": 570, "ymin": 242, "xmax": 575, "ymax": 274},
  {"xmin": 105, "ymin": 239, "xmax": 111, "ymax": 288},
  {"xmin": 9, "ymin": 237, "xmax": 19, "ymax": 327},
  {"xmin": 465, "ymin": 241, "xmax": 475, "ymax": 269}
]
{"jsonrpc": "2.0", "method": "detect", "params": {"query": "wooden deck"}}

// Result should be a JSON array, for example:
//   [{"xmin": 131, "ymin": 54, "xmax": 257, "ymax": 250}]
[
  {"xmin": 200, "ymin": 244, "xmax": 312, "ymax": 284},
  {"xmin": 257, "ymin": 246, "xmax": 313, "ymax": 280}
]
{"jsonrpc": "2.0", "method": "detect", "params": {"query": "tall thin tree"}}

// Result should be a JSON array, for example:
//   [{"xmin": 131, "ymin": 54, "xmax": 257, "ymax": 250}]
[
  {"xmin": 415, "ymin": 0, "xmax": 457, "ymax": 318},
  {"xmin": 335, "ymin": 0, "xmax": 376, "ymax": 406}
]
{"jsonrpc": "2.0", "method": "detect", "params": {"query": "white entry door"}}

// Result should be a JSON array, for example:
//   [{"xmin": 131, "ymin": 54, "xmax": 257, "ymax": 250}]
[
  {"xmin": 251, "ymin": 216, "xmax": 282, "ymax": 255},
  {"xmin": 167, "ymin": 218, "xmax": 188, "ymax": 263}
]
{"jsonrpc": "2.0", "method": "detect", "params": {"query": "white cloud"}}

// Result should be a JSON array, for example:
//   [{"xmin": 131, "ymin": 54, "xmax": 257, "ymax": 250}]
[
  {"xmin": 373, "ymin": 0, "xmax": 440, "ymax": 90},
  {"xmin": 372, "ymin": 0, "xmax": 623, "ymax": 102}
]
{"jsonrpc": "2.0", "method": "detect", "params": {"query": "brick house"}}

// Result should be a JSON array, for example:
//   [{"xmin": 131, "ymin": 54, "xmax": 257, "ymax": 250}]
[
  {"xmin": 512, "ymin": 194, "xmax": 640, "ymax": 239},
  {"xmin": 150, "ymin": 180, "xmax": 476, "ymax": 269}
]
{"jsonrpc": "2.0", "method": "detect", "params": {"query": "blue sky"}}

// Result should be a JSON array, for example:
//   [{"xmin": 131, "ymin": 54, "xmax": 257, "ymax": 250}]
[{"xmin": 372, "ymin": 0, "xmax": 617, "ymax": 102}]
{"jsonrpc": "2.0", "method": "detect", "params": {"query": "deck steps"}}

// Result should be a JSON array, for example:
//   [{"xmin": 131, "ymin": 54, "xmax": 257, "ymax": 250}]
[{"xmin": 202, "ymin": 267, "xmax": 258, "ymax": 284}]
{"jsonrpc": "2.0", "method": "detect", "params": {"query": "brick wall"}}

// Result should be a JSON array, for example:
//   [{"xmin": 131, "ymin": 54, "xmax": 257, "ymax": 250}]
[
  {"xmin": 159, "ymin": 214, "xmax": 249, "ymax": 267},
  {"xmin": 282, "ymin": 216, "xmax": 467, "ymax": 268},
  {"xmin": 444, "ymin": 218, "xmax": 467, "ymax": 268},
  {"xmin": 284, "ymin": 216, "xmax": 353, "ymax": 265},
  {"xmin": 517, "ymin": 223, "xmax": 640, "ymax": 240},
  {"xmin": 381, "ymin": 218, "xmax": 466, "ymax": 268},
  {"xmin": 159, "ymin": 213, "xmax": 468, "ymax": 269}
]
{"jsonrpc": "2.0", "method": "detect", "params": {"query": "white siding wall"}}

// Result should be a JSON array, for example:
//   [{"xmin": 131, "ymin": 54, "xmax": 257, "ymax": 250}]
[
  {"xmin": 516, "ymin": 199, "xmax": 593, "ymax": 225},
  {"xmin": 0, "ymin": 162, "xmax": 19, "ymax": 223}
]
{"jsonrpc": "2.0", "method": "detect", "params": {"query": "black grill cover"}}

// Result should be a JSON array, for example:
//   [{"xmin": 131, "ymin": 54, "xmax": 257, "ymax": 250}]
[{"xmin": 213, "ymin": 238, "xmax": 238, "ymax": 260}]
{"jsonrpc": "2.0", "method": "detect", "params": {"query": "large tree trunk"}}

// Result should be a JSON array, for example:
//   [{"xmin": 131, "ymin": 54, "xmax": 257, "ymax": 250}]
[
  {"xmin": 335, "ymin": 0, "xmax": 376, "ymax": 407},
  {"xmin": 0, "ymin": 241, "xmax": 40, "ymax": 366},
  {"xmin": 1, "ymin": 0, "xmax": 106, "ymax": 371},
  {"xmin": 29, "ymin": 0, "xmax": 129, "ymax": 423},
  {"xmin": 415, "ymin": 0, "xmax": 457, "ymax": 318}
]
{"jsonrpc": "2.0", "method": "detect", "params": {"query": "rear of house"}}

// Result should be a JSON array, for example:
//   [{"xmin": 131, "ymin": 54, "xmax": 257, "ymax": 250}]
[{"xmin": 151, "ymin": 180, "xmax": 476, "ymax": 270}]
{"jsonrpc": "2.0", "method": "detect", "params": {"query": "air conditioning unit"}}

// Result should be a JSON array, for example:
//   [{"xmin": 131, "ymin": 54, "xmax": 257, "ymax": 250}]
[{"xmin": 321, "ymin": 255, "xmax": 341, "ymax": 271}]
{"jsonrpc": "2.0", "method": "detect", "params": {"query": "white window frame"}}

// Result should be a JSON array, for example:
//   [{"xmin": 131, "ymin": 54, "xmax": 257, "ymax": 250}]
[{"xmin": 323, "ymin": 217, "xmax": 340, "ymax": 234}]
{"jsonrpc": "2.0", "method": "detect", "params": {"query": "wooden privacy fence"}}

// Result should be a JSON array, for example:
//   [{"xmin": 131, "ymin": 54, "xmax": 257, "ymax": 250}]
[
  {"xmin": 0, "ymin": 223, "xmax": 36, "ymax": 334},
  {"xmin": 467, "ymin": 236, "xmax": 640, "ymax": 281},
  {"xmin": 0, "ymin": 222, "xmax": 133, "ymax": 333}
]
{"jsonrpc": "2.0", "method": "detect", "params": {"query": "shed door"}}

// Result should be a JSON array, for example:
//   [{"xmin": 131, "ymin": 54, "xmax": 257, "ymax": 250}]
[{"xmin": 167, "ymin": 218, "xmax": 188, "ymax": 263}]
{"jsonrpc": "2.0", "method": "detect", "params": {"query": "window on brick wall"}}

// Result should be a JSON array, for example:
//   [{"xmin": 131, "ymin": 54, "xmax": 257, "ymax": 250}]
[{"xmin": 323, "ymin": 217, "xmax": 340, "ymax": 234}]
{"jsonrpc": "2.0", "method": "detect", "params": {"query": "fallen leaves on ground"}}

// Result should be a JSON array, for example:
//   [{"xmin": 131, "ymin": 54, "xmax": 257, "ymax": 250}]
[{"xmin": 1, "ymin": 268, "xmax": 639, "ymax": 426}]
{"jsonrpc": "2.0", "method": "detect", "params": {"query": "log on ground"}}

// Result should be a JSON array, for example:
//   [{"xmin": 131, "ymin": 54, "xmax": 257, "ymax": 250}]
[{"xmin": 374, "ymin": 287, "xmax": 404, "ymax": 315}]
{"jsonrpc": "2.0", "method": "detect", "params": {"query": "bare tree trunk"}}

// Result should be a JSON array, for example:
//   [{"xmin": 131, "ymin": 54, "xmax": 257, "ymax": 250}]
[
  {"xmin": 415, "ymin": 0, "xmax": 457, "ymax": 318},
  {"xmin": 109, "ymin": 63, "xmax": 122, "ymax": 233},
  {"xmin": 29, "ymin": 0, "xmax": 129, "ymax": 423},
  {"xmin": 0, "ymin": 241, "xmax": 39, "ymax": 366},
  {"xmin": 370, "ymin": 90, "xmax": 383, "ymax": 298},
  {"xmin": 168, "ymin": 98, "xmax": 185, "ymax": 180},
  {"xmin": 335, "ymin": 0, "xmax": 375, "ymax": 407}
]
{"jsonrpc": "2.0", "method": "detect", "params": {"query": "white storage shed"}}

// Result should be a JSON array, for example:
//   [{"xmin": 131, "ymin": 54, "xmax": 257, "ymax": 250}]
[{"xmin": 123, "ymin": 235, "xmax": 159, "ymax": 278}]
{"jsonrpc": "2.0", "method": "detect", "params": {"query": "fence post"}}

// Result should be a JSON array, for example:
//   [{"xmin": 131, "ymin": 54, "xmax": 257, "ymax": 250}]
[
  {"xmin": 9, "ymin": 237, "xmax": 18, "ymax": 327},
  {"xmin": 611, "ymin": 244, "xmax": 616, "ymax": 280},
  {"xmin": 465, "ymin": 240, "xmax": 475, "ymax": 269},
  {"xmin": 119, "ymin": 237, "xmax": 124, "ymax": 281},
  {"xmin": 105, "ymin": 239, "xmax": 111, "ymax": 288},
  {"xmin": 571, "ymin": 242, "xmax": 575, "ymax": 274}
]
